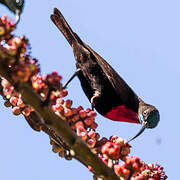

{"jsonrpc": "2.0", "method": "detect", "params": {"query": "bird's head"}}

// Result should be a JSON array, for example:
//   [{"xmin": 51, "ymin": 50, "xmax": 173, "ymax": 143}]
[
  {"xmin": 2, "ymin": 0, "xmax": 24, "ymax": 23},
  {"xmin": 129, "ymin": 104, "xmax": 160, "ymax": 142},
  {"xmin": 139, "ymin": 104, "xmax": 160, "ymax": 128},
  {"xmin": 5, "ymin": 0, "xmax": 24, "ymax": 14}
]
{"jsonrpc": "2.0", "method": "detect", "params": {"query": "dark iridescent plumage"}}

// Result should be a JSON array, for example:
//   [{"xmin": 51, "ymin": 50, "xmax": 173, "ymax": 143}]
[{"xmin": 50, "ymin": 8, "xmax": 160, "ymax": 140}]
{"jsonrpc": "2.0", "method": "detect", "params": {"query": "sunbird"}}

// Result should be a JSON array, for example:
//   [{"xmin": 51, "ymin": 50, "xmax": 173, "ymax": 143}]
[{"xmin": 51, "ymin": 8, "xmax": 160, "ymax": 141}]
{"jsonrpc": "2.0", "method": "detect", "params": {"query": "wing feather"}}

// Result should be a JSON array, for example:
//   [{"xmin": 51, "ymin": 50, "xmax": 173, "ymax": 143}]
[
  {"xmin": 83, "ymin": 43, "xmax": 139, "ymax": 111},
  {"xmin": 51, "ymin": 8, "xmax": 139, "ymax": 112}
]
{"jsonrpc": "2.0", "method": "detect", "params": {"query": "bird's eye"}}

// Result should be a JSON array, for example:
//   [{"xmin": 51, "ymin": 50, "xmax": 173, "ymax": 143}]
[
  {"xmin": 143, "ymin": 110, "xmax": 148, "ymax": 116},
  {"xmin": 16, "ymin": 0, "xmax": 23, "ymax": 6}
]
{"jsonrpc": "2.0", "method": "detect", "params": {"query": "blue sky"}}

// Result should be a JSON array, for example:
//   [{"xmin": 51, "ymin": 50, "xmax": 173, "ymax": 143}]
[{"xmin": 0, "ymin": 0, "xmax": 179, "ymax": 179}]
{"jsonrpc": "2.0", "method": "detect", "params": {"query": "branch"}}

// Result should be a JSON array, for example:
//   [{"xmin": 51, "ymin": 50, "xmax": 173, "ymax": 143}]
[
  {"xmin": 0, "ymin": 15, "xmax": 167, "ymax": 180},
  {"xmin": 0, "ymin": 58, "xmax": 119, "ymax": 180}
]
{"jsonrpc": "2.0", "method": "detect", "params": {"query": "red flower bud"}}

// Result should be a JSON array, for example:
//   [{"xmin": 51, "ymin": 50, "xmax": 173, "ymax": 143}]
[
  {"xmin": 10, "ymin": 96, "xmax": 18, "ymax": 106},
  {"xmin": 64, "ymin": 99, "xmax": 72, "ymax": 108},
  {"xmin": 84, "ymin": 117, "xmax": 94, "ymax": 126},
  {"xmin": 12, "ymin": 106, "xmax": 21, "ymax": 115},
  {"xmin": 79, "ymin": 110, "xmax": 87, "ymax": 119},
  {"xmin": 63, "ymin": 108, "xmax": 73, "ymax": 117},
  {"xmin": 74, "ymin": 121, "xmax": 84, "ymax": 129}
]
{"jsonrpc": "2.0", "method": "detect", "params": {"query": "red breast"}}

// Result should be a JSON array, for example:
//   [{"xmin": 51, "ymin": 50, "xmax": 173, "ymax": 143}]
[{"xmin": 104, "ymin": 105, "xmax": 139, "ymax": 123}]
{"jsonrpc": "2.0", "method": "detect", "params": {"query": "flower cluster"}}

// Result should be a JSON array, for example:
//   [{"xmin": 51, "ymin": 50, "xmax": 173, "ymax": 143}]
[
  {"xmin": 0, "ymin": 15, "xmax": 167, "ymax": 180},
  {"xmin": 51, "ymin": 95, "xmax": 99, "ymax": 151},
  {"xmin": 50, "ymin": 95, "xmax": 167, "ymax": 179},
  {"xmin": 31, "ymin": 71, "xmax": 63, "ymax": 102},
  {"xmin": 134, "ymin": 163, "xmax": 167, "ymax": 180},
  {"xmin": 0, "ymin": 15, "xmax": 15, "ymax": 41},
  {"xmin": 0, "ymin": 16, "xmax": 39, "ymax": 83},
  {"xmin": 95, "ymin": 136, "xmax": 131, "ymax": 169},
  {"xmin": 1, "ymin": 78, "xmax": 34, "ymax": 116},
  {"xmin": 114, "ymin": 156, "xmax": 142, "ymax": 179},
  {"xmin": 101, "ymin": 136, "xmax": 130, "ymax": 160}
]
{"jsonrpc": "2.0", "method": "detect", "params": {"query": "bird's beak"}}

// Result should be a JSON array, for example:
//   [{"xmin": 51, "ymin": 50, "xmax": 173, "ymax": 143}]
[
  {"xmin": 15, "ymin": 10, "xmax": 20, "ymax": 24},
  {"xmin": 128, "ymin": 122, "xmax": 147, "ymax": 142}
]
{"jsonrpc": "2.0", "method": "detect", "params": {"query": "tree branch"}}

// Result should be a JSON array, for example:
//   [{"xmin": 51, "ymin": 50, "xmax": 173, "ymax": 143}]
[{"xmin": 0, "ymin": 58, "xmax": 120, "ymax": 180}]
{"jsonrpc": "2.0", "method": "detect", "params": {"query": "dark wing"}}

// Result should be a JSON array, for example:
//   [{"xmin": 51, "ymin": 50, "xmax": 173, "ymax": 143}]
[
  {"xmin": 51, "ymin": 8, "xmax": 139, "ymax": 111},
  {"xmin": 50, "ymin": 8, "xmax": 83, "ymax": 47},
  {"xmin": 83, "ymin": 43, "xmax": 139, "ymax": 111}
]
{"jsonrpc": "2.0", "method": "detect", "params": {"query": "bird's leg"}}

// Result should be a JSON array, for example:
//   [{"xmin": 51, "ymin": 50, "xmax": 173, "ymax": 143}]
[
  {"xmin": 90, "ymin": 91, "xmax": 101, "ymax": 111},
  {"xmin": 63, "ymin": 68, "xmax": 81, "ymax": 89},
  {"xmin": 43, "ymin": 68, "xmax": 81, "ymax": 106}
]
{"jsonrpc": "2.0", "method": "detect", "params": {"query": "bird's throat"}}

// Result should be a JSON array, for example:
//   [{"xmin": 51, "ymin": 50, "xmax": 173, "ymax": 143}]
[{"xmin": 104, "ymin": 105, "xmax": 139, "ymax": 123}]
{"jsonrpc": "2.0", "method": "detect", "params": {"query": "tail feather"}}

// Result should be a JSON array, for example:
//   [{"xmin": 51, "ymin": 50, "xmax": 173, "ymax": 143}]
[{"xmin": 51, "ymin": 8, "xmax": 81, "ymax": 46}]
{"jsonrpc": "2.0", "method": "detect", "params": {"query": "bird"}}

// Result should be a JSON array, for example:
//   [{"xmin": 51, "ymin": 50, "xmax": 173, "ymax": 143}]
[
  {"xmin": 50, "ymin": 8, "xmax": 160, "ymax": 141},
  {"xmin": 0, "ymin": 0, "xmax": 24, "ymax": 23}
]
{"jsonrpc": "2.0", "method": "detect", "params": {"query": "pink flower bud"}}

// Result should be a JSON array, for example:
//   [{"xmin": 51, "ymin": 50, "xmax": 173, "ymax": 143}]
[
  {"xmin": 115, "ymin": 137, "xmax": 124, "ymax": 146},
  {"xmin": 121, "ymin": 146, "xmax": 130, "ymax": 156},
  {"xmin": 52, "ymin": 71, "xmax": 57, "ymax": 75},
  {"xmin": 84, "ymin": 117, "xmax": 94, "ymax": 126},
  {"xmin": 132, "ymin": 162, "xmax": 139, "ymax": 170},
  {"xmin": 122, "ymin": 168, "xmax": 130, "ymax": 176},
  {"xmin": 17, "ymin": 98, "xmax": 25, "ymax": 108},
  {"xmin": 114, "ymin": 164, "xmax": 123, "ymax": 176},
  {"xmin": 1, "ymin": 79, "xmax": 11, "ymax": 88},
  {"xmin": 62, "ymin": 89, "xmax": 68, "ymax": 97},
  {"xmin": 56, "ymin": 98, "xmax": 64, "ymax": 105},
  {"xmin": 79, "ymin": 110, "xmax": 87, "ymax": 119},
  {"xmin": 64, "ymin": 99, "xmax": 72, "ymax": 108},
  {"xmin": 63, "ymin": 108, "xmax": 73, "ymax": 117},
  {"xmin": 87, "ymin": 138, "xmax": 96, "ymax": 148},
  {"xmin": 12, "ymin": 106, "xmax": 21, "ymax": 115},
  {"xmin": 51, "ymin": 105, "xmax": 57, "ymax": 112},
  {"xmin": 88, "ymin": 130, "xmax": 96, "ymax": 138},
  {"xmin": 77, "ymin": 106, "xmax": 83, "ymax": 111},
  {"xmin": 86, "ymin": 108, "xmax": 91, "ymax": 113},
  {"xmin": 71, "ymin": 114, "xmax": 80, "ymax": 122},
  {"xmin": 10, "ymin": 96, "xmax": 18, "ymax": 106},
  {"xmin": 74, "ymin": 121, "xmax": 84, "ymax": 129},
  {"xmin": 87, "ymin": 111, "xmax": 96, "ymax": 118},
  {"xmin": 71, "ymin": 108, "xmax": 78, "ymax": 115},
  {"xmin": 76, "ymin": 126, "xmax": 87, "ymax": 141},
  {"xmin": 90, "ymin": 122, "xmax": 98, "ymax": 129}
]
